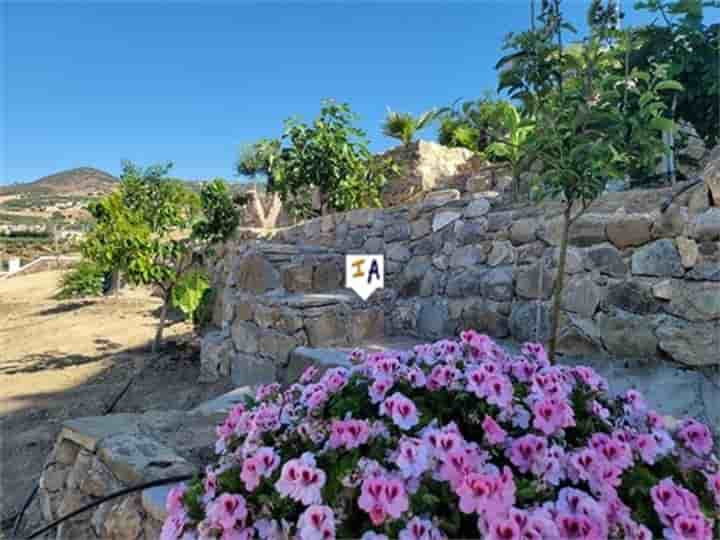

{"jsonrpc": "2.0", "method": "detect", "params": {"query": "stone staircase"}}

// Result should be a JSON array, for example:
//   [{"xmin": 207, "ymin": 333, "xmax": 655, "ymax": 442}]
[{"xmin": 201, "ymin": 241, "xmax": 401, "ymax": 386}]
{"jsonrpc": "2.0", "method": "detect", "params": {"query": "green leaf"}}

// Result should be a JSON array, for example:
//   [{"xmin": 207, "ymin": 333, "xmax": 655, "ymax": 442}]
[{"xmin": 655, "ymin": 80, "xmax": 685, "ymax": 92}]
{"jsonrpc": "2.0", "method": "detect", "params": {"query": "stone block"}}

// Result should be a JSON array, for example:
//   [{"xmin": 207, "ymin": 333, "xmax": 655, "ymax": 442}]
[
  {"xmin": 464, "ymin": 198, "xmax": 491, "ymax": 218},
  {"xmin": 631, "ymin": 239, "xmax": 684, "ymax": 277},
  {"xmin": 487, "ymin": 240, "xmax": 516, "ymax": 267},
  {"xmin": 461, "ymin": 299, "xmax": 510, "ymax": 338},
  {"xmin": 509, "ymin": 219, "xmax": 537, "ymax": 244},
  {"xmin": 305, "ymin": 308, "xmax": 350, "ymax": 347},
  {"xmin": 233, "ymin": 253, "xmax": 281, "ymax": 293},
  {"xmin": 387, "ymin": 242, "xmax": 411, "ymax": 262},
  {"xmin": 652, "ymin": 205, "xmax": 688, "ymax": 238},
  {"xmin": 584, "ymin": 243, "xmax": 627, "ymax": 277},
  {"xmin": 689, "ymin": 208, "xmax": 720, "ymax": 241},
  {"xmin": 449, "ymin": 245, "xmax": 486, "ymax": 268},
  {"xmin": 509, "ymin": 302, "xmax": 551, "ymax": 343},
  {"xmin": 313, "ymin": 259, "xmax": 343, "ymax": 291},
  {"xmin": 80, "ymin": 456, "xmax": 121, "ymax": 497},
  {"xmin": 283, "ymin": 264, "xmax": 313, "ymax": 292},
  {"xmin": 258, "ymin": 329, "xmax": 298, "ymax": 364},
  {"xmin": 676, "ymin": 236, "xmax": 699, "ymax": 268},
  {"xmin": 231, "ymin": 353, "xmax": 276, "ymax": 386},
  {"xmin": 603, "ymin": 280, "xmax": 661, "ymax": 315},
  {"xmin": 104, "ymin": 495, "xmax": 144, "ymax": 540},
  {"xmin": 231, "ymin": 320, "xmax": 260, "ymax": 354},
  {"xmin": 562, "ymin": 274, "xmax": 601, "ymax": 318},
  {"xmin": 481, "ymin": 266, "xmax": 515, "ymax": 302},
  {"xmin": 351, "ymin": 308, "xmax": 384, "ymax": 342},
  {"xmin": 657, "ymin": 319, "xmax": 719, "ymax": 367},
  {"xmin": 606, "ymin": 214, "xmax": 652, "ymax": 248},
  {"xmin": 455, "ymin": 219, "xmax": 488, "ymax": 246},
  {"xmin": 432, "ymin": 211, "xmax": 461, "ymax": 232},
  {"xmin": 410, "ymin": 218, "xmax": 432, "ymax": 239},
  {"xmin": 200, "ymin": 331, "xmax": 234, "ymax": 382},
  {"xmin": 516, "ymin": 263, "xmax": 555, "ymax": 300},
  {"xmin": 596, "ymin": 310, "xmax": 658, "ymax": 358},
  {"xmin": 97, "ymin": 433, "xmax": 195, "ymax": 485},
  {"xmin": 417, "ymin": 299, "xmax": 453, "ymax": 338},
  {"xmin": 664, "ymin": 281, "xmax": 720, "ymax": 322}
]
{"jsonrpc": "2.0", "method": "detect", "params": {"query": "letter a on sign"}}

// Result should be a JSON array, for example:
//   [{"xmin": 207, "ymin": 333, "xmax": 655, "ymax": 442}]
[{"xmin": 345, "ymin": 255, "xmax": 384, "ymax": 301}]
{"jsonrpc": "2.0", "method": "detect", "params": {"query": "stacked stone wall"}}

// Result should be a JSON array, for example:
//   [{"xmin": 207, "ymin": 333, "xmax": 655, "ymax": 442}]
[{"xmin": 209, "ymin": 182, "xmax": 720, "ymax": 375}]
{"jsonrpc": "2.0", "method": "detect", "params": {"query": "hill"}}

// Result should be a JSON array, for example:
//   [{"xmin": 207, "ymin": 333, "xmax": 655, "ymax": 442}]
[{"xmin": 1, "ymin": 167, "xmax": 118, "ymax": 196}]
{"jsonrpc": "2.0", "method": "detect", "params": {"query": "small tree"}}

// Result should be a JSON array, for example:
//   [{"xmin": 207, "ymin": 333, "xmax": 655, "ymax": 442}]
[
  {"xmin": 239, "ymin": 100, "xmax": 396, "ymax": 220},
  {"xmin": 381, "ymin": 108, "xmax": 438, "ymax": 145},
  {"xmin": 83, "ymin": 163, "xmax": 239, "ymax": 352},
  {"xmin": 524, "ymin": 6, "xmax": 682, "ymax": 361}
]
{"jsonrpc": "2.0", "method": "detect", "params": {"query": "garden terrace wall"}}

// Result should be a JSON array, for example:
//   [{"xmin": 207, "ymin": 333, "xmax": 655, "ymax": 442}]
[{"xmin": 206, "ymin": 183, "xmax": 720, "ymax": 385}]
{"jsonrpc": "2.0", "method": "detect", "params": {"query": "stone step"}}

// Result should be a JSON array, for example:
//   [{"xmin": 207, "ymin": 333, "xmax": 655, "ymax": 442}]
[{"xmin": 282, "ymin": 334, "xmax": 423, "ymax": 384}]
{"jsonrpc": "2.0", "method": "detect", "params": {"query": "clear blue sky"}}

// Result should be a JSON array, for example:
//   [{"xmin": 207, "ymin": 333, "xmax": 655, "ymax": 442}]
[{"xmin": 2, "ymin": 1, "xmax": 717, "ymax": 184}]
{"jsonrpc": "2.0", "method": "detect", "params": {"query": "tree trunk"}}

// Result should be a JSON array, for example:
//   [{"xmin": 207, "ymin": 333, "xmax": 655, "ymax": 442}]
[
  {"xmin": 152, "ymin": 292, "xmax": 171, "ymax": 354},
  {"xmin": 112, "ymin": 270, "xmax": 121, "ymax": 298},
  {"xmin": 548, "ymin": 205, "xmax": 571, "ymax": 362}
]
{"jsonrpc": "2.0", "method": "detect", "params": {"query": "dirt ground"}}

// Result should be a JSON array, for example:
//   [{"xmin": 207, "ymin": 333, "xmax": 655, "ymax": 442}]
[{"xmin": 0, "ymin": 271, "xmax": 233, "ymax": 538}]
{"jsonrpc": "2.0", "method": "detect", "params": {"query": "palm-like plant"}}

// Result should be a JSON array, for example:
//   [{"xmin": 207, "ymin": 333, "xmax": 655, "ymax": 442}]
[{"xmin": 382, "ymin": 108, "xmax": 438, "ymax": 145}]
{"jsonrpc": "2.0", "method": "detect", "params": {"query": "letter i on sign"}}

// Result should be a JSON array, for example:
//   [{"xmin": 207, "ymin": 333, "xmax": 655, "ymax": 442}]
[{"xmin": 345, "ymin": 255, "xmax": 384, "ymax": 301}]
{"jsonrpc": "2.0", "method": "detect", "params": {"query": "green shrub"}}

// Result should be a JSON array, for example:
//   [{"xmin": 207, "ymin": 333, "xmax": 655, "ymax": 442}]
[{"xmin": 57, "ymin": 261, "xmax": 105, "ymax": 299}]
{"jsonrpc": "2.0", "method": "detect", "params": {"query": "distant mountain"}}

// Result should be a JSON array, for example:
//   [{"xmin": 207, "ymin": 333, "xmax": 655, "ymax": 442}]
[{"xmin": 1, "ymin": 167, "xmax": 118, "ymax": 196}]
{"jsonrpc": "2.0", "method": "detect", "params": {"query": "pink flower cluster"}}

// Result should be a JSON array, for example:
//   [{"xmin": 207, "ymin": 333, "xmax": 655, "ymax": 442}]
[{"xmin": 164, "ymin": 330, "xmax": 719, "ymax": 540}]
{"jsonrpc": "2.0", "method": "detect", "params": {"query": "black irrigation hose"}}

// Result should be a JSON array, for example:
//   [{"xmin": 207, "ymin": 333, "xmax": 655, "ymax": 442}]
[
  {"xmin": 660, "ymin": 177, "xmax": 704, "ymax": 213},
  {"xmin": 24, "ymin": 474, "xmax": 194, "ymax": 540}
]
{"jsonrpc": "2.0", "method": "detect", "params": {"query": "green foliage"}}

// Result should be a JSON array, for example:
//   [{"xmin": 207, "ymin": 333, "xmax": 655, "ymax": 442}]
[
  {"xmin": 436, "ymin": 97, "xmax": 496, "ymax": 153},
  {"xmin": 82, "ymin": 162, "xmax": 241, "ymax": 351},
  {"xmin": 171, "ymin": 270, "xmax": 210, "ymax": 320},
  {"xmin": 192, "ymin": 179, "xmax": 240, "ymax": 244},
  {"xmin": 631, "ymin": 0, "xmax": 720, "ymax": 146},
  {"xmin": 57, "ymin": 261, "xmax": 105, "ymax": 299},
  {"xmin": 381, "ymin": 108, "xmax": 438, "ymax": 145},
  {"xmin": 236, "ymin": 138, "xmax": 283, "ymax": 189},
  {"xmin": 241, "ymin": 100, "xmax": 396, "ymax": 220}
]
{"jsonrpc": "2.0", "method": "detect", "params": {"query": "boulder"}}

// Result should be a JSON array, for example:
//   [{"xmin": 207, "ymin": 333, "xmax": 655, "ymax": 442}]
[
  {"xmin": 556, "ymin": 315, "xmax": 603, "ymax": 356},
  {"xmin": 232, "ymin": 353, "xmax": 277, "ymax": 386},
  {"xmin": 417, "ymin": 299, "xmax": 454, "ymax": 338},
  {"xmin": 631, "ymin": 239, "xmax": 684, "ymax": 277},
  {"xmin": 231, "ymin": 320, "xmax": 260, "ymax": 354},
  {"xmin": 305, "ymin": 308, "xmax": 350, "ymax": 347}
]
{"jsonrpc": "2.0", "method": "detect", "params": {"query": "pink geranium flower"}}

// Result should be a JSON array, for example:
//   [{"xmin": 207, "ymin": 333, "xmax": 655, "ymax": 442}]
[
  {"xmin": 380, "ymin": 392, "xmax": 419, "ymax": 430},
  {"xmin": 297, "ymin": 505, "xmax": 335, "ymax": 540},
  {"xmin": 677, "ymin": 419, "xmax": 714, "ymax": 456},
  {"xmin": 665, "ymin": 513, "xmax": 714, "ymax": 540},
  {"xmin": 328, "ymin": 419, "xmax": 370, "ymax": 450},
  {"xmin": 396, "ymin": 437, "xmax": 431, "ymax": 479},
  {"xmin": 399, "ymin": 516, "xmax": 441, "ymax": 540},
  {"xmin": 240, "ymin": 447, "xmax": 280, "ymax": 491},
  {"xmin": 206, "ymin": 493, "xmax": 248, "ymax": 531},
  {"xmin": 358, "ymin": 475, "xmax": 409, "ymax": 525},
  {"xmin": 275, "ymin": 453, "xmax": 326, "ymax": 506},
  {"xmin": 482, "ymin": 415, "xmax": 507, "ymax": 446},
  {"xmin": 369, "ymin": 375, "xmax": 394, "ymax": 404},
  {"xmin": 651, "ymin": 478, "xmax": 700, "ymax": 527},
  {"xmin": 707, "ymin": 471, "xmax": 720, "ymax": 507},
  {"xmin": 509, "ymin": 434, "xmax": 548, "ymax": 475},
  {"xmin": 532, "ymin": 397, "xmax": 575, "ymax": 436}
]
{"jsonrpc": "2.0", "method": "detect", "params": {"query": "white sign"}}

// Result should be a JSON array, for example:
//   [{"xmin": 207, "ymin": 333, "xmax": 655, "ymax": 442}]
[{"xmin": 345, "ymin": 255, "xmax": 384, "ymax": 301}]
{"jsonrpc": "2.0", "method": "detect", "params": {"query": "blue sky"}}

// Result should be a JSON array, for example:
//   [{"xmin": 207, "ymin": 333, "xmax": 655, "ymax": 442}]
[{"xmin": 2, "ymin": 1, "xmax": 717, "ymax": 184}]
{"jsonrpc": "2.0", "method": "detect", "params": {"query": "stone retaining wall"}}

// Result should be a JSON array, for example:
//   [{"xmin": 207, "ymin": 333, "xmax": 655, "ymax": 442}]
[
  {"xmin": 37, "ymin": 408, "xmax": 225, "ymax": 539},
  {"xmin": 208, "ymin": 180, "xmax": 719, "ymax": 377}
]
